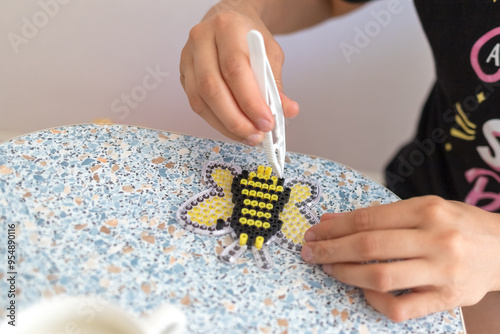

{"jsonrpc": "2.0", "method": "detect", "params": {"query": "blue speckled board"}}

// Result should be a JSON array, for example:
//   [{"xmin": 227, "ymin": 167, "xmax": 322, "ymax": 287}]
[{"xmin": 0, "ymin": 124, "xmax": 464, "ymax": 333}]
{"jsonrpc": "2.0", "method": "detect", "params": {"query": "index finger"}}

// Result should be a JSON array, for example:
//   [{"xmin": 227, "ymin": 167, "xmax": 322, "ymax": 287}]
[
  {"xmin": 217, "ymin": 29, "xmax": 277, "ymax": 132},
  {"xmin": 191, "ymin": 31, "xmax": 265, "ymax": 144},
  {"xmin": 306, "ymin": 199, "xmax": 421, "ymax": 241}
]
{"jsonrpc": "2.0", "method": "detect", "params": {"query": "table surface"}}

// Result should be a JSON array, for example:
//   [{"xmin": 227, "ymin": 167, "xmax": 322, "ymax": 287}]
[{"xmin": 0, "ymin": 124, "xmax": 464, "ymax": 333}]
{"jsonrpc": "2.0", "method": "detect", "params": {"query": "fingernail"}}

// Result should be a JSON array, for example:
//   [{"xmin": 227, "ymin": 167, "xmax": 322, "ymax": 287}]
[
  {"xmin": 301, "ymin": 245, "xmax": 313, "ymax": 262},
  {"xmin": 243, "ymin": 134, "xmax": 261, "ymax": 146},
  {"xmin": 322, "ymin": 264, "xmax": 332, "ymax": 275},
  {"xmin": 304, "ymin": 230, "xmax": 315, "ymax": 242},
  {"xmin": 255, "ymin": 118, "xmax": 273, "ymax": 132}
]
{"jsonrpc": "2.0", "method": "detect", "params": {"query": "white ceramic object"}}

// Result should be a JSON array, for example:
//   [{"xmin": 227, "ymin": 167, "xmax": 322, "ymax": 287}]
[{"xmin": 0, "ymin": 295, "xmax": 186, "ymax": 334}]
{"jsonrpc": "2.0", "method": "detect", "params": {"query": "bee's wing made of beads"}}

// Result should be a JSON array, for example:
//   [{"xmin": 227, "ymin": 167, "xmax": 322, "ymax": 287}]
[
  {"xmin": 274, "ymin": 178, "xmax": 322, "ymax": 253},
  {"xmin": 176, "ymin": 161, "xmax": 241, "ymax": 236}
]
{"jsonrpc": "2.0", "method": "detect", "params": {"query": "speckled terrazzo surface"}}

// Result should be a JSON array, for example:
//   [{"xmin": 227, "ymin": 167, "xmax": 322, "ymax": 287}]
[{"xmin": 0, "ymin": 124, "xmax": 464, "ymax": 333}]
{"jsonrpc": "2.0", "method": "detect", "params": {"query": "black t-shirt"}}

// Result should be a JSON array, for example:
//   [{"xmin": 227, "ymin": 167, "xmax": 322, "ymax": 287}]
[{"xmin": 345, "ymin": 0, "xmax": 500, "ymax": 211}]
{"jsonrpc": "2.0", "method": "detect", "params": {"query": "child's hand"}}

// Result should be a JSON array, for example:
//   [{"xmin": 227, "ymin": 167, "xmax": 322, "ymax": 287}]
[
  {"xmin": 301, "ymin": 196, "xmax": 500, "ymax": 322},
  {"xmin": 179, "ymin": 1, "xmax": 299, "ymax": 146}
]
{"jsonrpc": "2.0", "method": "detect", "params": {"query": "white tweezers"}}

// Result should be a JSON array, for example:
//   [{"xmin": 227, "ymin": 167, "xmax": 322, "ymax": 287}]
[{"xmin": 247, "ymin": 30, "xmax": 286, "ymax": 178}]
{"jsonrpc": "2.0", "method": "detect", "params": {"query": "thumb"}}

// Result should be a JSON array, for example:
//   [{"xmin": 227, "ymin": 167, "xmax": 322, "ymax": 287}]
[
  {"xmin": 279, "ymin": 91, "xmax": 299, "ymax": 118},
  {"xmin": 265, "ymin": 38, "xmax": 299, "ymax": 118},
  {"xmin": 273, "ymin": 74, "xmax": 299, "ymax": 119}
]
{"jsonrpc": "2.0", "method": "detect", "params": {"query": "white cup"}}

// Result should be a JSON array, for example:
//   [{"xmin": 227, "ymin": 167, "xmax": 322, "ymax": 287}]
[{"xmin": 0, "ymin": 295, "xmax": 186, "ymax": 334}]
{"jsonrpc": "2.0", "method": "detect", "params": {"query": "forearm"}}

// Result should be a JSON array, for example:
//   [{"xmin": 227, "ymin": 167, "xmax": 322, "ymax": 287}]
[{"xmin": 209, "ymin": 0, "xmax": 365, "ymax": 35}]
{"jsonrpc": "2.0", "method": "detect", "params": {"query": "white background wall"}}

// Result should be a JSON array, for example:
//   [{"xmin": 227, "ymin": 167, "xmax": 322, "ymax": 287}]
[{"xmin": 0, "ymin": 0, "xmax": 435, "ymax": 182}]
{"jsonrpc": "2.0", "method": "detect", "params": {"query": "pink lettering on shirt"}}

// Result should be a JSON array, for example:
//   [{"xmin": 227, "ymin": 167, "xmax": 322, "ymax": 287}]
[
  {"xmin": 465, "ymin": 168, "xmax": 500, "ymax": 211},
  {"xmin": 470, "ymin": 27, "xmax": 500, "ymax": 83}
]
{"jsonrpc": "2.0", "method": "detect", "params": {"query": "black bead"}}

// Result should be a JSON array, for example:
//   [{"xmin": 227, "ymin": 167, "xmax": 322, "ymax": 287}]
[{"xmin": 216, "ymin": 218, "xmax": 225, "ymax": 230}]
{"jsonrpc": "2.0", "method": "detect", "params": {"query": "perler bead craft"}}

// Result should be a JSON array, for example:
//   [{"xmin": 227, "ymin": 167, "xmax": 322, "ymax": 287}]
[{"xmin": 176, "ymin": 161, "xmax": 321, "ymax": 271}]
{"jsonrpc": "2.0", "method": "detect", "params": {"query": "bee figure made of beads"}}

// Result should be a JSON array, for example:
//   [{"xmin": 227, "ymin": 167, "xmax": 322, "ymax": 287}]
[{"xmin": 176, "ymin": 161, "xmax": 321, "ymax": 271}]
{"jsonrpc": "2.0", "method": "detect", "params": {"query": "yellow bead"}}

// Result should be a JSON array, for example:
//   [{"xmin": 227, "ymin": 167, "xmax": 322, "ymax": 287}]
[
  {"xmin": 257, "ymin": 165, "xmax": 265, "ymax": 175},
  {"xmin": 271, "ymin": 176, "xmax": 278, "ymax": 186},
  {"xmin": 249, "ymin": 209, "xmax": 256, "ymax": 216},
  {"xmin": 265, "ymin": 167, "xmax": 273, "ymax": 177},
  {"xmin": 257, "ymin": 192, "xmax": 264, "ymax": 198},
  {"xmin": 262, "ymin": 184, "xmax": 269, "ymax": 190},
  {"xmin": 255, "ymin": 220, "xmax": 263, "ymax": 228},
  {"xmin": 247, "ymin": 219, "xmax": 255, "ymax": 226},
  {"xmin": 257, "ymin": 211, "xmax": 264, "ymax": 217},
  {"xmin": 254, "ymin": 236, "xmax": 264, "ymax": 249},
  {"xmin": 258, "ymin": 202, "xmax": 266, "ymax": 209},
  {"xmin": 242, "ymin": 189, "xmax": 249, "ymax": 195},
  {"xmin": 255, "ymin": 182, "xmax": 262, "ymax": 188},
  {"xmin": 244, "ymin": 199, "xmax": 251, "ymax": 206},
  {"xmin": 241, "ymin": 208, "xmax": 249, "ymax": 215},
  {"xmin": 251, "ymin": 200, "xmax": 258, "ymax": 207},
  {"xmin": 240, "ymin": 179, "xmax": 247, "ymax": 185},
  {"xmin": 263, "ymin": 222, "xmax": 271, "ymax": 229},
  {"xmin": 266, "ymin": 203, "xmax": 273, "ymax": 210},
  {"xmin": 239, "ymin": 217, "xmax": 247, "ymax": 225},
  {"xmin": 249, "ymin": 172, "xmax": 256, "ymax": 181},
  {"xmin": 264, "ymin": 213, "xmax": 271, "ymax": 219},
  {"xmin": 249, "ymin": 190, "xmax": 256, "ymax": 197},
  {"xmin": 239, "ymin": 233, "xmax": 248, "ymax": 246},
  {"xmin": 277, "ymin": 186, "xmax": 283, "ymax": 192}
]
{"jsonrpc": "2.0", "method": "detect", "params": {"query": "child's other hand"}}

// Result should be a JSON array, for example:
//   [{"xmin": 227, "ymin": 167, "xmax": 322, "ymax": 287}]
[
  {"xmin": 301, "ymin": 196, "xmax": 500, "ymax": 322},
  {"xmin": 179, "ymin": 1, "xmax": 299, "ymax": 146}
]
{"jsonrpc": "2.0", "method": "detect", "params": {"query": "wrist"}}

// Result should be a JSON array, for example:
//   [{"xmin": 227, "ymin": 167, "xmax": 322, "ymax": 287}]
[
  {"xmin": 202, "ymin": 1, "xmax": 265, "ymax": 27},
  {"xmin": 210, "ymin": 0, "xmax": 265, "ymax": 18}
]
